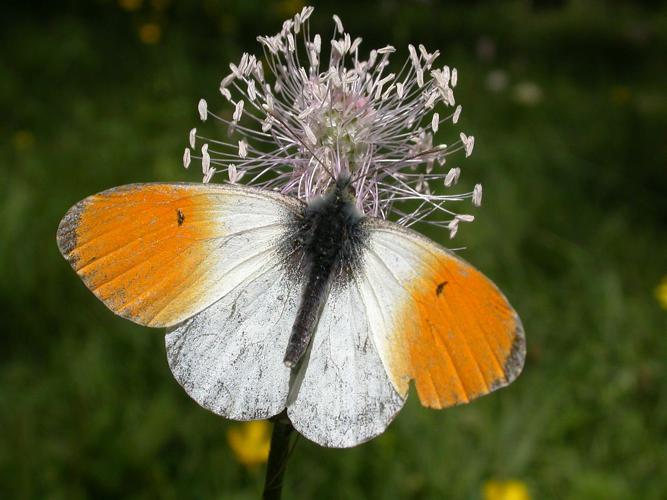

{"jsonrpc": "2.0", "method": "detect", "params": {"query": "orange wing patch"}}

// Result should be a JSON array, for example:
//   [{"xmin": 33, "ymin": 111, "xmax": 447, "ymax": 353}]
[
  {"xmin": 395, "ymin": 252, "xmax": 524, "ymax": 409},
  {"xmin": 57, "ymin": 184, "xmax": 226, "ymax": 327}
]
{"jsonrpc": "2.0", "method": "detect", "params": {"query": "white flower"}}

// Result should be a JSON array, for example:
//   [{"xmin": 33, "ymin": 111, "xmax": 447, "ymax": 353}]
[{"xmin": 185, "ymin": 6, "xmax": 480, "ymax": 231}]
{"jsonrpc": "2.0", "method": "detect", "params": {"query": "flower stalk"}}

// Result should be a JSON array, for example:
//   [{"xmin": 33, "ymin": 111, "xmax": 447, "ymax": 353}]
[{"xmin": 262, "ymin": 414, "xmax": 294, "ymax": 500}]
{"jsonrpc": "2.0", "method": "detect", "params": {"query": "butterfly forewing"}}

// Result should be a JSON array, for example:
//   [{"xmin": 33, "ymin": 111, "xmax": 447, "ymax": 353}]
[
  {"xmin": 57, "ymin": 183, "xmax": 303, "ymax": 328},
  {"xmin": 357, "ymin": 219, "xmax": 526, "ymax": 409}
]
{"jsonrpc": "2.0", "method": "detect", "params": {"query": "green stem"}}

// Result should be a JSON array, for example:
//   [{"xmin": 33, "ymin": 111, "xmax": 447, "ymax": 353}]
[{"xmin": 262, "ymin": 414, "xmax": 294, "ymax": 500}]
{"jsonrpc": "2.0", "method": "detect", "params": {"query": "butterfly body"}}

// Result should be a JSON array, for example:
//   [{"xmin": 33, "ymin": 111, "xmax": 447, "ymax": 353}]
[
  {"xmin": 58, "ymin": 182, "xmax": 525, "ymax": 447},
  {"xmin": 284, "ymin": 180, "xmax": 365, "ymax": 367}
]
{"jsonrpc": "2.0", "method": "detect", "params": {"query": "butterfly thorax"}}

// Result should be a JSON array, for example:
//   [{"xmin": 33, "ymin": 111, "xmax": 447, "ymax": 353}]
[{"xmin": 283, "ymin": 181, "xmax": 366, "ymax": 368}]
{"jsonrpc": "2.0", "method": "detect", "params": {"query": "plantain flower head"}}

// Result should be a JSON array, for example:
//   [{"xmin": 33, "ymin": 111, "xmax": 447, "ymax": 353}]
[{"xmin": 184, "ymin": 6, "xmax": 479, "ymax": 236}]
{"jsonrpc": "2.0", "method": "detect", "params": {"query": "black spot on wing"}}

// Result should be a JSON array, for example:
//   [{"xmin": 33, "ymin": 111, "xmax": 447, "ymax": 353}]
[
  {"xmin": 177, "ymin": 208, "xmax": 185, "ymax": 226},
  {"xmin": 435, "ymin": 281, "xmax": 448, "ymax": 296}
]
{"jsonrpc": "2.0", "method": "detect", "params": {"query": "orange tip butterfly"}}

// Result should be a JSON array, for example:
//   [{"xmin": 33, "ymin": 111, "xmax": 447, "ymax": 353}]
[{"xmin": 57, "ymin": 178, "xmax": 525, "ymax": 448}]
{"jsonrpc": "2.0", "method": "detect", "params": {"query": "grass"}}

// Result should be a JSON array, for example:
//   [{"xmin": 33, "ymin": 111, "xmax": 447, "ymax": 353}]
[{"xmin": 1, "ymin": 1, "xmax": 666, "ymax": 498}]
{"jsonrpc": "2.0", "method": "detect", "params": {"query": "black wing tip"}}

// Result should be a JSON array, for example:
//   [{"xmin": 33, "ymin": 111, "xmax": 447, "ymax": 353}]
[
  {"xmin": 56, "ymin": 200, "xmax": 86, "ymax": 259},
  {"xmin": 504, "ymin": 315, "xmax": 527, "ymax": 384}
]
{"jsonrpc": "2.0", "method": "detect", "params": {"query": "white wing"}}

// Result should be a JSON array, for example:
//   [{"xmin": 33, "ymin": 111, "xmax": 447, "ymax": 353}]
[
  {"xmin": 287, "ymin": 277, "xmax": 406, "ymax": 448},
  {"xmin": 166, "ymin": 255, "xmax": 304, "ymax": 420}
]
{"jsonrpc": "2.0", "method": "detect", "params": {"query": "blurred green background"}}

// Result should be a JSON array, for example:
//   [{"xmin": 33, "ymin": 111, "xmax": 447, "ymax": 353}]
[{"xmin": 2, "ymin": 0, "xmax": 666, "ymax": 498}]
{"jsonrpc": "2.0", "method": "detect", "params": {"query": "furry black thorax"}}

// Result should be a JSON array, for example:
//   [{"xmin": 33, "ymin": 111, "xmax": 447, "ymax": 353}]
[{"xmin": 282, "ymin": 180, "xmax": 367, "ymax": 368}]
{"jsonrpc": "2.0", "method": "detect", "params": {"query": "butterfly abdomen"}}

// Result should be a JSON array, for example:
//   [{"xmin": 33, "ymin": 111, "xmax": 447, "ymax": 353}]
[{"xmin": 283, "ymin": 186, "xmax": 366, "ymax": 368}]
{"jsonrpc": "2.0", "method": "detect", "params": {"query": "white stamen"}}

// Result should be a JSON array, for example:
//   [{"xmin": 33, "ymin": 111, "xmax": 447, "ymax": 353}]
[
  {"xmin": 228, "ymin": 164, "xmax": 238, "ymax": 183},
  {"xmin": 332, "ymin": 40, "xmax": 345, "ymax": 56},
  {"xmin": 247, "ymin": 80, "xmax": 256, "ymax": 101},
  {"xmin": 460, "ymin": 133, "xmax": 475, "ymax": 157},
  {"xmin": 220, "ymin": 73, "xmax": 235, "ymax": 90},
  {"xmin": 238, "ymin": 139, "xmax": 248, "ymax": 159},
  {"xmin": 201, "ymin": 144, "xmax": 210, "ymax": 174},
  {"xmin": 425, "ymin": 91, "xmax": 438, "ymax": 109},
  {"xmin": 473, "ymin": 184, "xmax": 483, "ymax": 206},
  {"xmin": 229, "ymin": 62, "xmax": 242, "ymax": 79},
  {"xmin": 183, "ymin": 147, "xmax": 191, "ymax": 169},
  {"xmin": 350, "ymin": 37, "xmax": 362, "ymax": 54},
  {"xmin": 264, "ymin": 92, "xmax": 274, "ymax": 112},
  {"xmin": 203, "ymin": 166, "xmax": 216, "ymax": 183},
  {"xmin": 332, "ymin": 14, "xmax": 344, "ymax": 33},
  {"xmin": 189, "ymin": 128, "xmax": 196, "ymax": 149},
  {"xmin": 233, "ymin": 100, "xmax": 244, "ymax": 122},
  {"xmin": 198, "ymin": 99, "xmax": 208, "ymax": 121},
  {"xmin": 408, "ymin": 44, "xmax": 420, "ymax": 71},
  {"xmin": 299, "ymin": 6, "xmax": 314, "ymax": 22},
  {"xmin": 444, "ymin": 167, "xmax": 461, "ymax": 187},
  {"xmin": 416, "ymin": 69, "xmax": 424, "ymax": 88},
  {"xmin": 444, "ymin": 87, "xmax": 455, "ymax": 106},
  {"xmin": 261, "ymin": 116, "xmax": 273, "ymax": 132},
  {"xmin": 452, "ymin": 105, "xmax": 462, "ymax": 124},
  {"xmin": 396, "ymin": 82, "xmax": 404, "ymax": 99},
  {"xmin": 220, "ymin": 87, "xmax": 232, "ymax": 101},
  {"xmin": 448, "ymin": 218, "xmax": 459, "ymax": 239},
  {"xmin": 432, "ymin": 113, "xmax": 439, "ymax": 133}
]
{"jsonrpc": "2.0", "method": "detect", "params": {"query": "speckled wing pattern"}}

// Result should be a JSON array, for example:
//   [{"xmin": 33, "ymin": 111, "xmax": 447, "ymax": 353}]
[{"xmin": 287, "ymin": 276, "xmax": 406, "ymax": 447}]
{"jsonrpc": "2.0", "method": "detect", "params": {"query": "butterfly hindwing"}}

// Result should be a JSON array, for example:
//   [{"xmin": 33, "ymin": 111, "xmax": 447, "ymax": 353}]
[
  {"xmin": 165, "ymin": 255, "xmax": 304, "ymax": 420},
  {"xmin": 287, "ymin": 277, "xmax": 406, "ymax": 448}
]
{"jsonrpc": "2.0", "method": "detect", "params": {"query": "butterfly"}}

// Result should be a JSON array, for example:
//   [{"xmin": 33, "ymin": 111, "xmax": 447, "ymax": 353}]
[{"xmin": 57, "ymin": 179, "xmax": 525, "ymax": 448}]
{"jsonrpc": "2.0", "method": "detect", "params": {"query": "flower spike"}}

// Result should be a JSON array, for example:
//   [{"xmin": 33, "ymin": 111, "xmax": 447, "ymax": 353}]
[{"xmin": 187, "ymin": 6, "xmax": 479, "ymax": 232}]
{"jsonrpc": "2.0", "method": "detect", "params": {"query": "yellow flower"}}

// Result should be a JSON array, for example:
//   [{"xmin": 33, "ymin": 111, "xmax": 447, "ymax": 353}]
[
  {"xmin": 227, "ymin": 420, "xmax": 271, "ymax": 468},
  {"xmin": 656, "ymin": 276, "xmax": 667, "ymax": 310},
  {"xmin": 138, "ymin": 23, "xmax": 161, "ymax": 44},
  {"xmin": 483, "ymin": 479, "xmax": 531, "ymax": 500}
]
